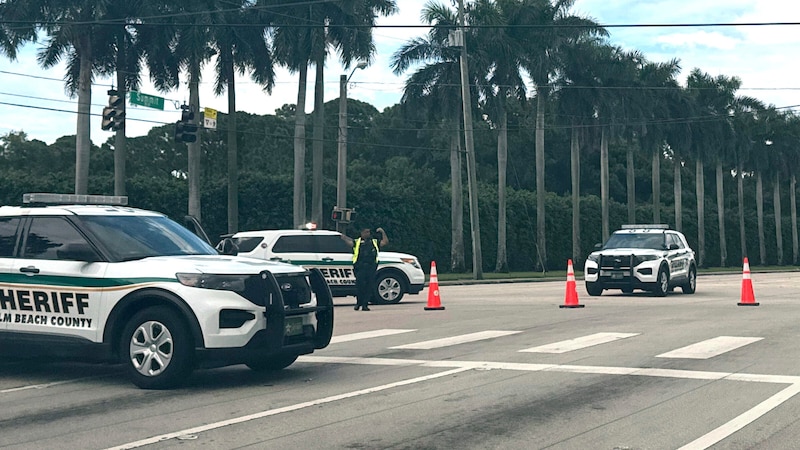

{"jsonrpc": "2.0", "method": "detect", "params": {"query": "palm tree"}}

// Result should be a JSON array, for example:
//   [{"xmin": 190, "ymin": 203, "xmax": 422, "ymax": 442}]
[
  {"xmin": 518, "ymin": 0, "xmax": 606, "ymax": 270},
  {"xmin": 471, "ymin": 0, "xmax": 529, "ymax": 272},
  {"xmin": 210, "ymin": 1, "xmax": 275, "ymax": 233},
  {"xmin": 4, "ymin": 0, "xmax": 114, "ymax": 194},
  {"xmin": 391, "ymin": 2, "xmax": 469, "ymax": 272}
]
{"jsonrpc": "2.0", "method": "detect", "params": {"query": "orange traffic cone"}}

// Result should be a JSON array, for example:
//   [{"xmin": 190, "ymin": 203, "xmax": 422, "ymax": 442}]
[
  {"xmin": 424, "ymin": 261, "xmax": 445, "ymax": 310},
  {"xmin": 560, "ymin": 259, "xmax": 585, "ymax": 308},
  {"xmin": 738, "ymin": 257, "xmax": 759, "ymax": 306}
]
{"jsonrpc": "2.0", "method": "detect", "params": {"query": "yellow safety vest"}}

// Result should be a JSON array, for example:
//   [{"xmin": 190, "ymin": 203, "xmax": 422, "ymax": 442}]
[{"xmin": 352, "ymin": 238, "xmax": 379, "ymax": 263}]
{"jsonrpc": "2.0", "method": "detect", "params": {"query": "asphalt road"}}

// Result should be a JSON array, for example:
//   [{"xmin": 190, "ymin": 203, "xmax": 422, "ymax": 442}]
[{"xmin": 2, "ymin": 272, "xmax": 800, "ymax": 450}]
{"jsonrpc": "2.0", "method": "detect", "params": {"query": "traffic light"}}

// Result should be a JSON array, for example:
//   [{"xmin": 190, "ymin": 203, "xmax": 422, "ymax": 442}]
[
  {"xmin": 101, "ymin": 90, "xmax": 124, "ymax": 132},
  {"xmin": 332, "ymin": 208, "xmax": 343, "ymax": 221},
  {"xmin": 331, "ymin": 207, "xmax": 355, "ymax": 223},
  {"xmin": 174, "ymin": 105, "xmax": 198, "ymax": 143}
]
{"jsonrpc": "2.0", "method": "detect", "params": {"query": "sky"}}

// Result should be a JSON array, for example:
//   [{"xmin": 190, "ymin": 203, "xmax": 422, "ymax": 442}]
[{"xmin": 1, "ymin": 0, "xmax": 800, "ymax": 146}]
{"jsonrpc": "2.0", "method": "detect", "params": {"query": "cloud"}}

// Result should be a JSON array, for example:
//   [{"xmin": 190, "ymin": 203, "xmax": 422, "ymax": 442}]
[{"xmin": 655, "ymin": 31, "xmax": 740, "ymax": 50}]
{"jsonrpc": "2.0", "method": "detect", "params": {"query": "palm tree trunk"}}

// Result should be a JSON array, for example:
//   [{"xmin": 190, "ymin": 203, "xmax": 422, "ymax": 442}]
[
  {"xmin": 311, "ymin": 55, "xmax": 325, "ymax": 225},
  {"xmin": 774, "ymin": 172, "xmax": 783, "ymax": 265},
  {"xmin": 450, "ymin": 125, "xmax": 465, "ymax": 272},
  {"xmin": 571, "ymin": 125, "xmax": 581, "ymax": 264},
  {"xmin": 757, "ymin": 172, "xmax": 766, "ymax": 265},
  {"xmin": 601, "ymin": 126, "xmax": 609, "ymax": 241},
  {"xmin": 293, "ymin": 66, "xmax": 308, "ymax": 228},
  {"xmin": 495, "ymin": 106, "xmax": 508, "ymax": 272},
  {"xmin": 627, "ymin": 146, "xmax": 635, "ymax": 223},
  {"xmin": 114, "ymin": 65, "xmax": 127, "ymax": 196},
  {"xmin": 674, "ymin": 160, "xmax": 682, "ymax": 232},
  {"xmin": 695, "ymin": 159, "xmax": 705, "ymax": 267},
  {"xmin": 792, "ymin": 174, "xmax": 798, "ymax": 265},
  {"xmin": 737, "ymin": 161, "xmax": 746, "ymax": 259},
  {"xmin": 716, "ymin": 160, "xmax": 727, "ymax": 267},
  {"xmin": 652, "ymin": 147, "xmax": 661, "ymax": 223},
  {"xmin": 226, "ymin": 59, "xmax": 238, "ymax": 234},
  {"xmin": 188, "ymin": 59, "xmax": 202, "ymax": 222},
  {"xmin": 74, "ymin": 35, "xmax": 92, "ymax": 195},
  {"xmin": 535, "ymin": 87, "xmax": 547, "ymax": 271}
]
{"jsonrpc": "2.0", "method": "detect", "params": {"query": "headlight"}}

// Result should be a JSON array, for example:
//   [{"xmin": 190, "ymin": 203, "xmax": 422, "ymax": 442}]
[
  {"xmin": 176, "ymin": 273, "xmax": 248, "ymax": 292},
  {"xmin": 633, "ymin": 255, "xmax": 659, "ymax": 266},
  {"xmin": 401, "ymin": 257, "xmax": 421, "ymax": 269},
  {"xmin": 586, "ymin": 254, "xmax": 600, "ymax": 263}
]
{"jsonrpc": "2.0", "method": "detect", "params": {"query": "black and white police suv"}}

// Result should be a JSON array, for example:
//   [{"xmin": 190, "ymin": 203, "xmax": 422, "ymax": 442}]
[
  {"xmin": 583, "ymin": 224, "xmax": 697, "ymax": 297},
  {"xmin": 0, "ymin": 194, "xmax": 333, "ymax": 389},
  {"xmin": 220, "ymin": 229, "xmax": 425, "ymax": 304}
]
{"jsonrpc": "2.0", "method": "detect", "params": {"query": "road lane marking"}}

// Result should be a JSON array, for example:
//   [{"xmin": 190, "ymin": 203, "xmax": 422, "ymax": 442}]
[
  {"xmin": 677, "ymin": 383, "xmax": 800, "ymax": 450},
  {"xmin": 657, "ymin": 336, "xmax": 763, "ymax": 359},
  {"xmin": 519, "ymin": 332, "xmax": 640, "ymax": 353},
  {"xmin": 330, "ymin": 329, "xmax": 416, "ymax": 344},
  {"xmin": 388, "ymin": 330, "xmax": 521, "ymax": 349},
  {"xmin": 105, "ymin": 367, "xmax": 472, "ymax": 450},
  {"xmin": 0, "ymin": 376, "xmax": 101, "ymax": 393}
]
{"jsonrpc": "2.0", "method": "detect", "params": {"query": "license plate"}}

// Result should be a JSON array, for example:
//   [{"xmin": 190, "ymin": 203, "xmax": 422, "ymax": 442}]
[
  {"xmin": 284, "ymin": 317, "xmax": 304, "ymax": 336},
  {"xmin": 611, "ymin": 272, "xmax": 623, "ymax": 279}
]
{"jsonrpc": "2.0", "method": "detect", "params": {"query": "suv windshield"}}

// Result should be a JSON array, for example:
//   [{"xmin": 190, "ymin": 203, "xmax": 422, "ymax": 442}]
[
  {"xmin": 604, "ymin": 233, "xmax": 666, "ymax": 250},
  {"xmin": 80, "ymin": 215, "xmax": 218, "ymax": 261}
]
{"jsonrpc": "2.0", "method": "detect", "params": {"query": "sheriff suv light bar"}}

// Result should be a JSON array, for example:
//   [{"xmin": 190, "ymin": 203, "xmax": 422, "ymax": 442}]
[
  {"xmin": 23, "ymin": 193, "xmax": 128, "ymax": 206},
  {"xmin": 620, "ymin": 224, "xmax": 669, "ymax": 230}
]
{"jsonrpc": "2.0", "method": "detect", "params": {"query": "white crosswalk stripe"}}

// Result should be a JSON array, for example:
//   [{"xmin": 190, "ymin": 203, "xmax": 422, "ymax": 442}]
[
  {"xmin": 519, "ymin": 332, "xmax": 640, "ymax": 354},
  {"xmin": 330, "ymin": 329, "xmax": 416, "ymax": 344},
  {"xmin": 388, "ymin": 330, "xmax": 521, "ymax": 350},
  {"xmin": 656, "ymin": 336, "xmax": 764, "ymax": 359}
]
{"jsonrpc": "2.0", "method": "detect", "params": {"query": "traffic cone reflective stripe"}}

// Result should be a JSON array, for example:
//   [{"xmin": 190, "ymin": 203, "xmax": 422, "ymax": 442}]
[
  {"xmin": 738, "ymin": 257, "xmax": 759, "ymax": 306},
  {"xmin": 560, "ymin": 259, "xmax": 585, "ymax": 308},
  {"xmin": 425, "ymin": 261, "xmax": 445, "ymax": 310}
]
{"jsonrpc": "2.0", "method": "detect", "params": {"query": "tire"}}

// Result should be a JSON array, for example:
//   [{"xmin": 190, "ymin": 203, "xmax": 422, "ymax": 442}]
[
  {"xmin": 654, "ymin": 266, "xmax": 669, "ymax": 297},
  {"xmin": 586, "ymin": 281, "xmax": 603, "ymax": 296},
  {"xmin": 372, "ymin": 271, "xmax": 406, "ymax": 305},
  {"xmin": 246, "ymin": 354, "xmax": 298, "ymax": 372},
  {"xmin": 121, "ymin": 306, "xmax": 194, "ymax": 389},
  {"xmin": 621, "ymin": 287, "xmax": 634, "ymax": 294},
  {"xmin": 682, "ymin": 266, "xmax": 697, "ymax": 294}
]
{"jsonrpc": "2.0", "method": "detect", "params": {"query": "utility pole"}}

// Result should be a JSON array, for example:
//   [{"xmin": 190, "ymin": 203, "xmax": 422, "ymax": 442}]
[
  {"xmin": 336, "ymin": 62, "xmax": 367, "ymax": 233},
  {"xmin": 455, "ymin": 0, "xmax": 483, "ymax": 280}
]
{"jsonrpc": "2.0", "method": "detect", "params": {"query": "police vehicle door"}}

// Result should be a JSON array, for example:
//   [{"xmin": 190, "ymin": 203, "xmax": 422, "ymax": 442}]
[
  {"xmin": 315, "ymin": 234, "xmax": 356, "ymax": 288},
  {"xmin": 0, "ymin": 216, "xmax": 22, "ymax": 331},
  {"xmin": 8, "ymin": 216, "xmax": 105, "ymax": 342},
  {"xmin": 666, "ymin": 233, "xmax": 689, "ymax": 280},
  {"xmin": 269, "ymin": 233, "xmax": 321, "ymax": 270}
]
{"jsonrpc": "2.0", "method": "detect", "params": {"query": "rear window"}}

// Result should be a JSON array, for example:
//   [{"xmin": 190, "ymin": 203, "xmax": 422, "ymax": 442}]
[
  {"xmin": 0, "ymin": 217, "xmax": 20, "ymax": 257},
  {"xmin": 233, "ymin": 236, "xmax": 264, "ymax": 253},
  {"xmin": 316, "ymin": 235, "xmax": 352, "ymax": 253},
  {"xmin": 272, "ymin": 235, "xmax": 315, "ymax": 253}
]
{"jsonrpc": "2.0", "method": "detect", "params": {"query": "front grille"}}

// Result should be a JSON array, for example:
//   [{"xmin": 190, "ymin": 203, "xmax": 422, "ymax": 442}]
[
  {"xmin": 599, "ymin": 254, "xmax": 633, "ymax": 270},
  {"xmin": 273, "ymin": 273, "xmax": 312, "ymax": 308}
]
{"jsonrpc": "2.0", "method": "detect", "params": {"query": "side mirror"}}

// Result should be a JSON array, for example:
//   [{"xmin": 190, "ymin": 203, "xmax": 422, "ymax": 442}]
[
  {"xmin": 593, "ymin": 243, "xmax": 602, "ymax": 250},
  {"xmin": 218, "ymin": 238, "xmax": 239, "ymax": 256},
  {"xmin": 669, "ymin": 243, "xmax": 679, "ymax": 250}
]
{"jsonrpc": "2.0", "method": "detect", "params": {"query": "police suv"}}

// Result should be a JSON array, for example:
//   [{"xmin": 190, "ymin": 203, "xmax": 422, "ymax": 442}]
[
  {"xmin": 0, "ymin": 194, "xmax": 333, "ymax": 389},
  {"xmin": 221, "ymin": 229, "xmax": 425, "ymax": 304},
  {"xmin": 583, "ymin": 224, "xmax": 697, "ymax": 297}
]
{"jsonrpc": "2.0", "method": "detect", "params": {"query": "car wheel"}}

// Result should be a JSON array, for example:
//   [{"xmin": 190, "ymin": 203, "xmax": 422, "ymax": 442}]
[
  {"xmin": 246, "ymin": 354, "xmax": 299, "ymax": 372},
  {"xmin": 121, "ymin": 306, "xmax": 194, "ymax": 389},
  {"xmin": 654, "ymin": 266, "xmax": 669, "ymax": 297},
  {"xmin": 586, "ymin": 281, "xmax": 603, "ymax": 296},
  {"xmin": 372, "ymin": 271, "xmax": 406, "ymax": 304},
  {"xmin": 682, "ymin": 266, "xmax": 697, "ymax": 294}
]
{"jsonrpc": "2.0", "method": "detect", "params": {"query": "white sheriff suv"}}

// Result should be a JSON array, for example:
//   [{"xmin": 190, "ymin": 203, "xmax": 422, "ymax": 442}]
[
  {"xmin": 221, "ymin": 229, "xmax": 426, "ymax": 304},
  {"xmin": 0, "ymin": 194, "xmax": 334, "ymax": 389},
  {"xmin": 583, "ymin": 224, "xmax": 697, "ymax": 297}
]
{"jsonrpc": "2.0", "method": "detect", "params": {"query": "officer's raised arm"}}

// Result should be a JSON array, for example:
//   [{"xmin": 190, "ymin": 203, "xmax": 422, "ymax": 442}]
[
  {"xmin": 340, "ymin": 232, "xmax": 354, "ymax": 247},
  {"xmin": 376, "ymin": 227, "xmax": 389, "ymax": 247}
]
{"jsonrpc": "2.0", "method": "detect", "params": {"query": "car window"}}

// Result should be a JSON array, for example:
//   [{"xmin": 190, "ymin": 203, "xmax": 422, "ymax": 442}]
[
  {"xmin": 22, "ymin": 217, "xmax": 91, "ymax": 260},
  {"xmin": 316, "ymin": 235, "xmax": 352, "ymax": 253},
  {"xmin": 605, "ymin": 233, "xmax": 665, "ymax": 250},
  {"xmin": 667, "ymin": 234, "xmax": 683, "ymax": 249},
  {"xmin": 232, "ymin": 236, "xmax": 264, "ymax": 253},
  {"xmin": 272, "ymin": 235, "xmax": 315, "ymax": 253},
  {"xmin": 0, "ymin": 217, "xmax": 20, "ymax": 257},
  {"xmin": 79, "ymin": 215, "xmax": 217, "ymax": 261}
]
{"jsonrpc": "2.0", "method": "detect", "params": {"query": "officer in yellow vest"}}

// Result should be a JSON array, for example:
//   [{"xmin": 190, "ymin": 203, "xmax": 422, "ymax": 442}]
[{"xmin": 343, "ymin": 227, "xmax": 389, "ymax": 310}]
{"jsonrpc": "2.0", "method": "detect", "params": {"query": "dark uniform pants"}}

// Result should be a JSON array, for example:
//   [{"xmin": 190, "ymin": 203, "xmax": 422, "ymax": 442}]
[{"xmin": 354, "ymin": 263, "xmax": 376, "ymax": 308}]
